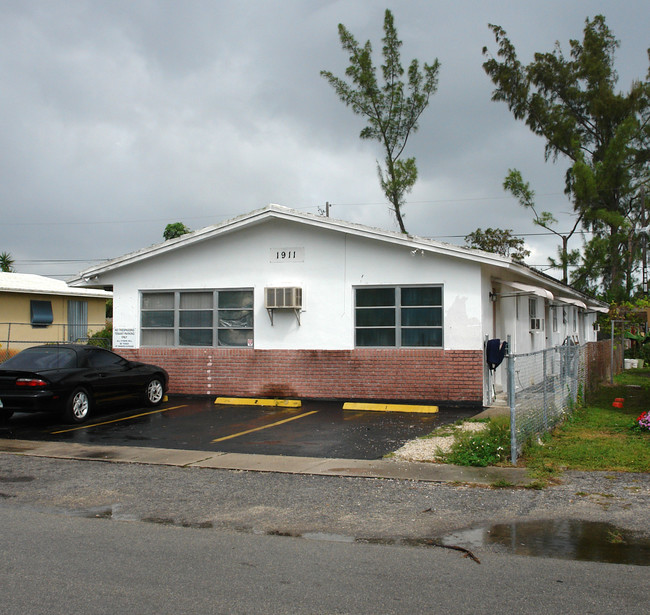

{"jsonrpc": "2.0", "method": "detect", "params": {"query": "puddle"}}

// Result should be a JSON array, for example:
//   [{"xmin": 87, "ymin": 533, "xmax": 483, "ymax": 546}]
[
  {"xmin": 439, "ymin": 520, "xmax": 650, "ymax": 566},
  {"xmin": 58, "ymin": 506, "xmax": 650, "ymax": 567},
  {"xmin": 68, "ymin": 504, "xmax": 137, "ymax": 522},
  {"xmin": 78, "ymin": 451, "xmax": 120, "ymax": 460}
]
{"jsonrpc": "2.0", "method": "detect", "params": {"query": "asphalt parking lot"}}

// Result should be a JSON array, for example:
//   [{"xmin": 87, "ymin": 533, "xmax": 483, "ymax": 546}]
[{"xmin": 0, "ymin": 397, "xmax": 479, "ymax": 460}]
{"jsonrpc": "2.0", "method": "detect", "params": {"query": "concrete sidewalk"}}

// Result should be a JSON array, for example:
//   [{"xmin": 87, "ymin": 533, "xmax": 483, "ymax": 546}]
[{"xmin": 0, "ymin": 438, "xmax": 535, "ymax": 486}]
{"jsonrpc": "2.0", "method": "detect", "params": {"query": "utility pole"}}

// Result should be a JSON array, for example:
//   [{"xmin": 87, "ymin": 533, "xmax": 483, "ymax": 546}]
[
  {"xmin": 642, "ymin": 187, "xmax": 647, "ymax": 295},
  {"xmin": 325, "ymin": 202, "xmax": 330, "ymax": 217}
]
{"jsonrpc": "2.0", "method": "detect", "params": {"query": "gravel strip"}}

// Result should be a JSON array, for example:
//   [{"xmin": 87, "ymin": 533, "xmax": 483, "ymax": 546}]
[
  {"xmin": 393, "ymin": 421, "xmax": 488, "ymax": 462},
  {"xmin": 1, "ymin": 452, "xmax": 648, "ymax": 541}
]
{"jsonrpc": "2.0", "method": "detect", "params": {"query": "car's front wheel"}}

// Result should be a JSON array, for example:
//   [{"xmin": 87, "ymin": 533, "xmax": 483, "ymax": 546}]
[
  {"xmin": 144, "ymin": 377, "xmax": 164, "ymax": 406},
  {"xmin": 64, "ymin": 387, "xmax": 92, "ymax": 424}
]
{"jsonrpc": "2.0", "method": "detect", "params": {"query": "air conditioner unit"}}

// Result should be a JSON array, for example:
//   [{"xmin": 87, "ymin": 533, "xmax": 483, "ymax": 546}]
[
  {"xmin": 593, "ymin": 322, "xmax": 600, "ymax": 332},
  {"xmin": 530, "ymin": 318, "xmax": 543, "ymax": 331},
  {"xmin": 265, "ymin": 287, "xmax": 302, "ymax": 309}
]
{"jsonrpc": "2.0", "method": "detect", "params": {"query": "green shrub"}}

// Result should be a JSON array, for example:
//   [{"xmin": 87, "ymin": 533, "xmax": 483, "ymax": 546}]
[
  {"xmin": 88, "ymin": 323, "xmax": 113, "ymax": 348},
  {"xmin": 443, "ymin": 417, "xmax": 511, "ymax": 467}
]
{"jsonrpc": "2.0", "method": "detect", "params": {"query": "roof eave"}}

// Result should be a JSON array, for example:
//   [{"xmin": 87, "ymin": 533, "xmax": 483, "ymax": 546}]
[{"xmin": 71, "ymin": 204, "xmax": 513, "ymax": 284}]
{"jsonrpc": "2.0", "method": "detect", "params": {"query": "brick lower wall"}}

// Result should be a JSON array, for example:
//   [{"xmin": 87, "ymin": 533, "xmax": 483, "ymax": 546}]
[{"xmin": 118, "ymin": 347, "xmax": 484, "ymax": 405}]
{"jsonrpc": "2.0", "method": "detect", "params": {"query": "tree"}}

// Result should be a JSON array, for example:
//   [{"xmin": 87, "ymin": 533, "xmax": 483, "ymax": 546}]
[
  {"xmin": 503, "ymin": 168, "xmax": 583, "ymax": 284},
  {"xmin": 464, "ymin": 228, "xmax": 530, "ymax": 262},
  {"xmin": 163, "ymin": 222, "xmax": 191, "ymax": 241},
  {"xmin": 321, "ymin": 9, "xmax": 440, "ymax": 233},
  {"xmin": 0, "ymin": 252, "xmax": 15, "ymax": 272},
  {"xmin": 483, "ymin": 15, "xmax": 650, "ymax": 301}
]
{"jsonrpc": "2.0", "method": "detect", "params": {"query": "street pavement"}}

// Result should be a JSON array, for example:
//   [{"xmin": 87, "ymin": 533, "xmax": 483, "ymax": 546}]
[
  {"xmin": 1, "ymin": 503, "xmax": 647, "ymax": 615},
  {"xmin": 1, "ymin": 437, "xmax": 648, "ymax": 613}
]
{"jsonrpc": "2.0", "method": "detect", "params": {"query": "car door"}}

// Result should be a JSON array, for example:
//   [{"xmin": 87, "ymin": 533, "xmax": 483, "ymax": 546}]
[{"xmin": 84, "ymin": 348, "xmax": 138, "ymax": 405}]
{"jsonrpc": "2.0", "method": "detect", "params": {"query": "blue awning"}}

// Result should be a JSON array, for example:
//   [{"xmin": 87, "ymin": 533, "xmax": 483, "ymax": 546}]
[{"xmin": 30, "ymin": 300, "xmax": 53, "ymax": 326}]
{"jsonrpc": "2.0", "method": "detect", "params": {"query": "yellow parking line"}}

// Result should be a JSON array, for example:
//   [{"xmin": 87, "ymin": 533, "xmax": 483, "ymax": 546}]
[
  {"xmin": 342, "ymin": 402, "xmax": 439, "ymax": 414},
  {"xmin": 50, "ymin": 405, "xmax": 188, "ymax": 434},
  {"xmin": 212, "ymin": 410, "xmax": 319, "ymax": 443},
  {"xmin": 215, "ymin": 397, "xmax": 301, "ymax": 408}
]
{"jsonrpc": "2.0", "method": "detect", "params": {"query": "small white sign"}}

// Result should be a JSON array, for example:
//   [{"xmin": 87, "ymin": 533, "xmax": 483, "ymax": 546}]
[
  {"xmin": 113, "ymin": 327, "xmax": 136, "ymax": 349},
  {"xmin": 270, "ymin": 247, "xmax": 304, "ymax": 263}
]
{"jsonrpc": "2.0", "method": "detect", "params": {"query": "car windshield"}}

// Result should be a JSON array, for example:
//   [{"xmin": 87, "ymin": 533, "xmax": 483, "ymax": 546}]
[{"xmin": 1, "ymin": 347, "xmax": 78, "ymax": 370}]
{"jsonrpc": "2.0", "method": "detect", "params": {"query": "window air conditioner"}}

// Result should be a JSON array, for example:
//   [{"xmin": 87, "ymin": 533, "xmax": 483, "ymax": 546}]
[{"xmin": 265, "ymin": 287, "xmax": 303, "ymax": 309}]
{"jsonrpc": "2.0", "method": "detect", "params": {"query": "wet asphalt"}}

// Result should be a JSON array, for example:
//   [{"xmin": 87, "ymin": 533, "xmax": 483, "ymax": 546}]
[{"xmin": 0, "ymin": 397, "xmax": 479, "ymax": 460}]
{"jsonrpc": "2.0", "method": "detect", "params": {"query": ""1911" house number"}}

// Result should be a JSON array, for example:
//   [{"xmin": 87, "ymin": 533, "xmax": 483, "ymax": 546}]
[{"xmin": 270, "ymin": 247, "xmax": 304, "ymax": 262}]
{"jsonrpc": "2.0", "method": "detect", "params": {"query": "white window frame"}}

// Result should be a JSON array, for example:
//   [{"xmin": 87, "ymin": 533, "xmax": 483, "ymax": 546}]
[
  {"xmin": 529, "ymin": 297, "xmax": 543, "ymax": 331},
  {"xmin": 140, "ymin": 289, "xmax": 254, "ymax": 348},
  {"xmin": 354, "ymin": 285, "xmax": 444, "ymax": 348}
]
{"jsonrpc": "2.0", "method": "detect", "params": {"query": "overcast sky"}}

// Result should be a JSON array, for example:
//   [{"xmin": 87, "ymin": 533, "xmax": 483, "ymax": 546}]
[{"xmin": 1, "ymin": 0, "xmax": 648, "ymax": 280}]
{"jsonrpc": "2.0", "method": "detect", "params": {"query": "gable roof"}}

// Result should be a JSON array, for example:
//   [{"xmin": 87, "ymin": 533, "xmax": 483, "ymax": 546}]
[
  {"xmin": 68, "ymin": 204, "xmax": 607, "ymax": 311},
  {"xmin": 0, "ymin": 272, "xmax": 112, "ymax": 299},
  {"xmin": 69, "ymin": 204, "xmax": 512, "ymax": 278}
]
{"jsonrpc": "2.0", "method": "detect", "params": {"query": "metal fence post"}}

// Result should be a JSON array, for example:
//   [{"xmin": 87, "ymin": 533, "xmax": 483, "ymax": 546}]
[
  {"xmin": 542, "ymin": 347, "xmax": 548, "ymax": 430},
  {"xmin": 610, "ymin": 320, "xmax": 615, "ymax": 385},
  {"xmin": 507, "ymin": 335, "xmax": 517, "ymax": 465},
  {"xmin": 484, "ymin": 334, "xmax": 490, "ymax": 405},
  {"xmin": 572, "ymin": 345, "xmax": 577, "ymax": 402}
]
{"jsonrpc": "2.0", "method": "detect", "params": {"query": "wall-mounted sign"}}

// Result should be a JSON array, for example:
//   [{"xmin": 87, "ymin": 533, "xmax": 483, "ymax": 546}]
[
  {"xmin": 113, "ymin": 328, "xmax": 136, "ymax": 349},
  {"xmin": 270, "ymin": 247, "xmax": 304, "ymax": 263}
]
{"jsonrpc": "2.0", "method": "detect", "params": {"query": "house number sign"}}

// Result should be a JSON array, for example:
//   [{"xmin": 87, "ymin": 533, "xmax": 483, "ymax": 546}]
[{"xmin": 270, "ymin": 247, "xmax": 304, "ymax": 263}]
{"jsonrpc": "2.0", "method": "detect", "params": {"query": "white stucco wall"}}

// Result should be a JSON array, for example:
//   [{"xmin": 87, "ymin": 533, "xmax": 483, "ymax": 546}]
[
  {"xmin": 88, "ymin": 213, "xmax": 604, "ymax": 356},
  {"xmin": 481, "ymin": 272, "xmax": 601, "ymax": 358},
  {"xmin": 105, "ymin": 219, "xmax": 486, "ymax": 351}
]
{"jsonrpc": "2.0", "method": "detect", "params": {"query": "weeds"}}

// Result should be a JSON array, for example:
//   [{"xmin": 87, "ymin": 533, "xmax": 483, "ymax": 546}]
[
  {"xmin": 440, "ymin": 416, "xmax": 510, "ymax": 467},
  {"xmin": 490, "ymin": 479, "xmax": 514, "ymax": 488}
]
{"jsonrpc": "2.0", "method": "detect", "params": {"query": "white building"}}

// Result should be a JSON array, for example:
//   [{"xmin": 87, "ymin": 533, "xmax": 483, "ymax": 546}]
[{"xmin": 70, "ymin": 205, "xmax": 608, "ymax": 405}]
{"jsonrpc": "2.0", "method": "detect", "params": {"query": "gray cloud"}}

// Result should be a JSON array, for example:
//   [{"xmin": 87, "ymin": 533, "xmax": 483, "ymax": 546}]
[{"xmin": 0, "ymin": 0, "xmax": 647, "ymax": 279}]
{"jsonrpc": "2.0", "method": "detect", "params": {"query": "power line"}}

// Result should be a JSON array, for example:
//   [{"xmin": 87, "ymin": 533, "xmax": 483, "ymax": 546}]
[
  {"xmin": 17, "ymin": 259, "xmax": 108, "ymax": 263},
  {"xmin": 330, "ymin": 192, "xmax": 565, "ymax": 207},
  {"xmin": 1, "ymin": 215, "xmax": 220, "ymax": 227},
  {"xmin": 429, "ymin": 230, "xmax": 594, "ymax": 239},
  {"xmin": 0, "ymin": 192, "xmax": 572, "ymax": 228}
]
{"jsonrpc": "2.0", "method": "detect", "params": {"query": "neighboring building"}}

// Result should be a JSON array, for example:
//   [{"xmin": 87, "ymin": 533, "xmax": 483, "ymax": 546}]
[
  {"xmin": 70, "ymin": 205, "xmax": 608, "ymax": 406},
  {"xmin": 0, "ymin": 273, "xmax": 112, "ymax": 355}
]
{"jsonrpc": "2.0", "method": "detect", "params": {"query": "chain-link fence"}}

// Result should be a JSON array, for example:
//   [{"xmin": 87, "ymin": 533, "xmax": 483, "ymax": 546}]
[
  {"xmin": 0, "ymin": 322, "xmax": 110, "ymax": 362},
  {"xmin": 507, "ymin": 343, "xmax": 586, "ymax": 464}
]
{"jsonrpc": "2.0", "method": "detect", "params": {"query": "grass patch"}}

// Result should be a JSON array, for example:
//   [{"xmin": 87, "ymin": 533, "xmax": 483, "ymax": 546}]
[
  {"xmin": 521, "ymin": 371, "xmax": 650, "ymax": 473},
  {"xmin": 490, "ymin": 479, "xmax": 515, "ymax": 488},
  {"xmin": 411, "ymin": 370, "xmax": 648, "ymax": 475},
  {"xmin": 439, "ymin": 416, "xmax": 510, "ymax": 467}
]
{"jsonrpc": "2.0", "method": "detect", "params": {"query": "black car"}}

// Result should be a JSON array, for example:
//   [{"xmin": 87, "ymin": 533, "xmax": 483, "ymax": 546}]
[{"xmin": 0, "ymin": 344, "xmax": 168, "ymax": 424}]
